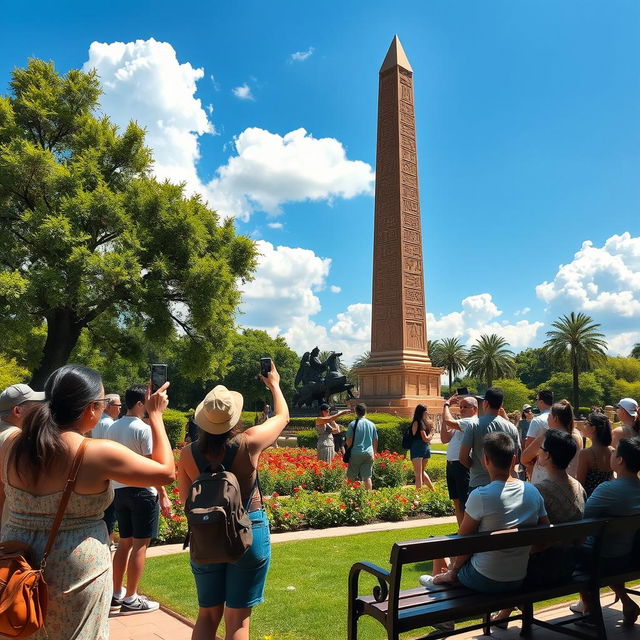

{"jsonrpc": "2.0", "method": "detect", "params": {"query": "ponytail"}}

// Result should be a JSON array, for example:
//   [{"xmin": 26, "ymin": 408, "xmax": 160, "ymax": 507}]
[{"xmin": 551, "ymin": 399, "xmax": 574, "ymax": 434}]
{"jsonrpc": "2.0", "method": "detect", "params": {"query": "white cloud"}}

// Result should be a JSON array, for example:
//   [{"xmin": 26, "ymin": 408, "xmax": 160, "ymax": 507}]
[
  {"xmin": 232, "ymin": 83, "xmax": 254, "ymax": 100},
  {"xmin": 207, "ymin": 127, "xmax": 374, "ymax": 220},
  {"xmin": 536, "ymin": 232, "xmax": 640, "ymax": 353},
  {"xmin": 514, "ymin": 307, "xmax": 531, "ymax": 316},
  {"xmin": 84, "ymin": 39, "xmax": 214, "ymax": 199},
  {"xmin": 427, "ymin": 293, "xmax": 543, "ymax": 350},
  {"xmin": 267, "ymin": 222, "xmax": 283, "ymax": 230},
  {"xmin": 330, "ymin": 285, "xmax": 342, "ymax": 293},
  {"xmin": 290, "ymin": 47, "xmax": 315, "ymax": 62}
]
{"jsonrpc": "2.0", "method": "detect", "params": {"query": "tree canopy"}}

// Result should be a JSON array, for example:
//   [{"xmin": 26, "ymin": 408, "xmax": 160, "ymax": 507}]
[
  {"xmin": 466, "ymin": 334, "xmax": 516, "ymax": 388},
  {"xmin": 430, "ymin": 337, "xmax": 467, "ymax": 390},
  {"xmin": 0, "ymin": 59, "xmax": 256, "ymax": 387}
]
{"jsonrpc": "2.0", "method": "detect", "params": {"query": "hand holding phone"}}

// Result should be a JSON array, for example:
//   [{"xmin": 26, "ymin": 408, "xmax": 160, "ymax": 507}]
[
  {"xmin": 457, "ymin": 387, "xmax": 469, "ymax": 396},
  {"xmin": 260, "ymin": 357, "xmax": 272, "ymax": 378},
  {"xmin": 151, "ymin": 364, "xmax": 168, "ymax": 393}
]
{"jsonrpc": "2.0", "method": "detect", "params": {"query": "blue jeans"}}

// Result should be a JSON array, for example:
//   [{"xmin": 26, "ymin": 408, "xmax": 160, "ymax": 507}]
[
  {"xmin": 190, "ymin": 509, "xmax": 271, "ymax": 609},
  {"xmin": 458, "ymin": 561, "xmax": 523, "ymax": 594}
]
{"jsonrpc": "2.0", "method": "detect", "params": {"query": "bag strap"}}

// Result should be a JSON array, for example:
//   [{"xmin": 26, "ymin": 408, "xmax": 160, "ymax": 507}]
[{"xmin": 41, "ymin": 438, "xmax": 89, "ymax": 569}]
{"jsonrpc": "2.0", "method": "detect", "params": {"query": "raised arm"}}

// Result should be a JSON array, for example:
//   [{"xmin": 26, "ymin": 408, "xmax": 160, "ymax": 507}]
[
  {"xmin": 315, "ymin": 409, "xmax": 350, "ymax": 426},
  {"xmin": 244, "ymin": 362, "xmax": 290, "ymax": 456},
  {"xmin": 88, "ymin": 382, "xmax": 176, "ymax": 487}
]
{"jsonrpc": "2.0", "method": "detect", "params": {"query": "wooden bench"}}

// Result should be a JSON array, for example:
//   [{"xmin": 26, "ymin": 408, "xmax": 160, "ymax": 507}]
[{"xmin": 348, "ymin": 516, "xmax": 640, "ymax": 640}]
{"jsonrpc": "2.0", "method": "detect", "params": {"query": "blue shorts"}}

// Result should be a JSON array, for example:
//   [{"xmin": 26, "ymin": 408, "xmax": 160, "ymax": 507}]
[
  {"xmin": 458, "ymin": 561, "xmax": 523, "ymax": 594},
  {"xmin": 190, "ymin": 509, "xmax": 271, "ymax": 609},
  {"xmin": 410, "ymin": 440, "xmax": 431, "ymax": 460}
]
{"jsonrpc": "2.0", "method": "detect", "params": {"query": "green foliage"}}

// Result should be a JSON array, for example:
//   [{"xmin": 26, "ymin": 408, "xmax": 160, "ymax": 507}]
[
  {"xmin": 515, "ymin": 348, "xmax": 555, "ymax": 389},
  {"xmin": 0, "ymin": 58, "xmax": 256, "ymax": 386},
  {"xmin": 604, "ymin": 356, "xmax": 640, "ymax": 383},
  {"xmin": 162, "ymin": 409, "xmax": 189, "ymax": 448},
  {"xmin": 612, "ymin": 379, "xmax": 640, "ymax": 403},
  {"xmin": 592, "ymin": 367, "xmax": 617, "ymax": 405},
  {"xmin": 631, "ymin": 344, "xmax": 640, "ymax": 359},
  {"xmin": 543, "ymin": 312, "xmax": 607, "ymax": 409},
  {"xmin": 0, "ymin": 355, "xmax": 29, "ymax": 390},
  {"xmin": 430, "ymin": 337, "xmax": 468, "ymax": 389},
  {"xmin": 538, "ymin": 372, "xmax": 603, "ymax": 408},
  {"xmin": 466, "ymin": 334, "xmax": 516, "ymax": 387},
  {"xmin": 493, "ymin": 377, "xmax": 533, "ymax": 412},
  {"xmin": 221, "ymin": 329, "xmax": 299, "ymax": 410}
]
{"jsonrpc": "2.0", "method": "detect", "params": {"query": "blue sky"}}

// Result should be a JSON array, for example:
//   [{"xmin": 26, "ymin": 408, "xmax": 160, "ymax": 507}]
[{"xmin": 2, "ymin": 0, "xmax": 639, "ymax": 361}]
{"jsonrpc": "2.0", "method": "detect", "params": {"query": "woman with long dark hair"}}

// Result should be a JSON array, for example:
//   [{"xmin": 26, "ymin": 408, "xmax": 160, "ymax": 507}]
[
  {"xmin": 409, "ymin": 404, "xmax": 434, "ymax": 491},
  {"xmin": 0, "ymin": 365, "xmax": 175, "ymax": 639},
  {"xmin": 177, "ymin": 362, "xmax": 289, "ymax": 640},
  {"xmin": 612, "ymin": 397, "xmax": 640, "ymax": 446},
  {"xmin": 576, "ymin": 413, "xmax": 613, "ymax": 497}
]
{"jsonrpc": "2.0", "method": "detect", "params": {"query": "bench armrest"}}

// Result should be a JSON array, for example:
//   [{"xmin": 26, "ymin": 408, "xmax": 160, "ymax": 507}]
[{"xmin": 349, "ymin": 562, "xmax": 391, "ymax": 603}]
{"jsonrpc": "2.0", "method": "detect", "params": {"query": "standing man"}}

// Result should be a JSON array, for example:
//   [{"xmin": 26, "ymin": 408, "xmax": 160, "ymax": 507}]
[
  {"xmin": 523, "ymin": 389, "xmax": 553, "ymax": 481},
  {"xmin": 441, "ymin": 394, "xmax": 478, "ymax": 524},
  {"xmin": 346, "ymin": 403, "xmax": 378, "ymax": 490},
  {"xmin": 458, "ymin": 388, "xmax": 521, "ymax": 493},
  {"xmin": 108, "ymin": 384, "xmax": 172, "ymax": 614},
  {"xmin": 0, "ymin": 384, "xmax": 45, "ymax": 445},
  {"xmin": 91, "ymin": 393, "xmax": 121, "ymax": 439}
]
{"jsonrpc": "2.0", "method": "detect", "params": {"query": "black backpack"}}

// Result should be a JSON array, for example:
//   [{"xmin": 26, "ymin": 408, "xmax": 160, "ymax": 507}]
[
  {"xmin": 183, "ymin": 441, "xmax": 257, "ymax": 564},
  {"xmin": 402, "ymin": 422, "xmax": 415, "ymax": 450}
]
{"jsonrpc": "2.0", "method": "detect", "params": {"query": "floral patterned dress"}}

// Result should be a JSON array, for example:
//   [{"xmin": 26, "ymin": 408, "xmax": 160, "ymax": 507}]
[{"xmin": 1, "ymin": 455, "xmax": 113, "ymax": 640}]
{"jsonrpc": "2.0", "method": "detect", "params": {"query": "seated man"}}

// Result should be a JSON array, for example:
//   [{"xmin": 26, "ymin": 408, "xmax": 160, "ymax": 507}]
[
  {"xmin": 424, "ymin": 432, "xmax": 548, "ymax": 594},
  {"xmin": 574, "ymin": 437, "xmax": 640, "ymax": 625}
]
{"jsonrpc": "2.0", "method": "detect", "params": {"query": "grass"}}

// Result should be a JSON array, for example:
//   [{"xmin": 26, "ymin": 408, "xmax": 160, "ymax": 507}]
[{"xmin": 141, "ymin": 521, "xmax": 459, "ymax": 640}]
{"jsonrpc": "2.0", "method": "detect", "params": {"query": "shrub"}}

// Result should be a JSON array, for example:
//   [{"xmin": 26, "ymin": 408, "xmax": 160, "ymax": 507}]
[{"xmin": 163, "ymin": 408, "xmax": 189, "ymax": 448}]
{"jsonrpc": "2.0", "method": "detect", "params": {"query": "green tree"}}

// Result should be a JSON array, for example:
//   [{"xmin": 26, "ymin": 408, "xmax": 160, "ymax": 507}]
[
  {"xmin": 466, "ymin": 334, "xmax": 516, "ymax": 388},
  {"xmin": 493, "ymin": 378, "xmax": 533, "ymax": 412},
  {"xmin": 515, "ymin": 347, "xmax": 555, "ymax": 389},
  {"xmin": 221, "ymin": 329, "xmax": 300, "ymax": 411},
  {"xmin": 593, "ymin": 367, "xmax": 617, "ymax": 406},
  {"xmin": 543, "ymin": 312, "xmax": 608, "ymax": 411},
  {"xmin": 431, "ymin": 337, "xmax": 467, "ymax": 391},
  {"xmin": 0, "ymin": 59, "xmax": 256, "ymax": 388},
  {"xmin": 0, "ymin": 355, "xmax": 29, "ymax": 390},
  {"xmin": 604, "ymin": 356, "xmax": 640, "ymax": 383},
  {"xmin": 612, "ymin": 379, "xmax": 640, "ymax": 403},
  {"xmin": 631, "ymin": 344, "xmax": 640, "ymax": 359},
  {"xmin": 539, "ymin": 372, "xmax": 603, "ymax": 410}
]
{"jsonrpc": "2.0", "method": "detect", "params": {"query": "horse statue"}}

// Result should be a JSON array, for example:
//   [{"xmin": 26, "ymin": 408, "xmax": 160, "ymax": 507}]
[{"xmin": 323, "ymin": 352, "xmax": 355, "ymax": 402}]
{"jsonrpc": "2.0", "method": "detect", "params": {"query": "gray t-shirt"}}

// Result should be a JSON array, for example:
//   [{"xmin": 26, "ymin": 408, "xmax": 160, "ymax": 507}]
[
  {"xmin": 466, "ymin": 479, "xmax": 547, "ymax": 582},
  {"xmin": 107, "ymin": 416, "xmax": 156, "ymax": 494},
  {"xmin": 461, "ymin": 413, "xmax": 521, "ymax": 488}
]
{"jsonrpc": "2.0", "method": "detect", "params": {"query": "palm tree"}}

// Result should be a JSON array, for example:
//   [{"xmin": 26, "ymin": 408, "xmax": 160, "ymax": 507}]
[
  {"xmin": 427, "ymin": 339, "xmax": 441, "ymax": 360},
  {"xmin": 631, "ymin": 343, "xmax": 640, "ymax": 360},
  {"xmin": 431, "ymin": 337, "xmax": 467, "ymax": 390},
  {"xmin": 351, "ymin": 351, "xmax": 371, "ymax": 370},
  {"xmin": 543, "ymin": 312, "xmax": 608, "ymax": 410},
  {"xmin": 466, "ymin": 334, "xmax": 516, "ymax": 388}
]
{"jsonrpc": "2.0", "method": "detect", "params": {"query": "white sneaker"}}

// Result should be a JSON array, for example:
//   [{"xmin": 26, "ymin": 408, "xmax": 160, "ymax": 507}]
[
  {"xmin": 419, "ymin": 574, "xmax": 434, "ymax": 587},
  {"xmin": 570, "ymin": 601, "xmax": 586, "ymax": 614},
  {"xmin": 120, "ymin": 595, "xmax": 160, "ymax": 615}
]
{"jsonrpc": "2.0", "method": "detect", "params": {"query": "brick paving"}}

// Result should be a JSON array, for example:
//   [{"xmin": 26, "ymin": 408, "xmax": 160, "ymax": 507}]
[{"xmin": 109, "ymin": 608, "xmax": 193, "ymax": 640}]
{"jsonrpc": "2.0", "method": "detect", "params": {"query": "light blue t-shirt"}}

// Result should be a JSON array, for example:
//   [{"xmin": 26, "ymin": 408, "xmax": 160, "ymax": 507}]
[
  {"xmin": 346, "ymin": 417, "xmax": 378, "ymax": 455},
  {"xmin": 584, "ymin": 477, "xmax": 640, "ymax": 557},
  {"xmin": 465, "ymin": 479, "xmax": 547, "ymax": 582}
]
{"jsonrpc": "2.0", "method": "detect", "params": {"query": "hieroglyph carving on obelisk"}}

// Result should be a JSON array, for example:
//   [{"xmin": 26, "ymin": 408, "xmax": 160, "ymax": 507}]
[{"xmin": 370, "ymin": 35, "xmax": 430, "ymax": 365}]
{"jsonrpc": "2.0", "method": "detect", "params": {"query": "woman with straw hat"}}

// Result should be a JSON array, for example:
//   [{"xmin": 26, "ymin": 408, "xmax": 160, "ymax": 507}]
[{"xmin": 177, "ymin": 362, "xmax": 288, "ymax": 640}]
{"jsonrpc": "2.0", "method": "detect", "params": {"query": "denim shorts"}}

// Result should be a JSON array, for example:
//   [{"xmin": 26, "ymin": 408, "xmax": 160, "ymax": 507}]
[
  {"xmin": 458, "ymin": 560, "xmax": 523, "ymax": 594},
  {"xmin": 190, "ymin": 509, "xmax": 271, "ymax": 609},
  {"xmin": 410, "ymin": 440, "xmax": 431, "ymax": 460}
]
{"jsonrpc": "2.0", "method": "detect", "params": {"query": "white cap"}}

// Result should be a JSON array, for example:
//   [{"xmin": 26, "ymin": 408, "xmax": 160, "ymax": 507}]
[{"xmin": 617, "ymin": 398, "xmax": 638, "ymax": 418}]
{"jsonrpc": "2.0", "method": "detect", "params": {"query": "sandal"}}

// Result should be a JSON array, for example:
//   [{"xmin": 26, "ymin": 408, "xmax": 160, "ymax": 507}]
[{"xmin": 622, "ymin": 601, "xmax": 640, "ymax": 626}]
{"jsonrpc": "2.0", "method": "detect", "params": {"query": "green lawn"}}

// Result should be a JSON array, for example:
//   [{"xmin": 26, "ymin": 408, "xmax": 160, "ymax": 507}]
[{"xmin": 141, "ymin": 522, "xmax": 458, "ymax": 640}]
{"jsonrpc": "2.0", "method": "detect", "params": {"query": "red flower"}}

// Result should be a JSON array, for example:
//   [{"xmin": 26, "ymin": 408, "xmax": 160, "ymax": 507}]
[{"xmin": 340, "ymin": 503, "xmax": 346, "ymax": 510}]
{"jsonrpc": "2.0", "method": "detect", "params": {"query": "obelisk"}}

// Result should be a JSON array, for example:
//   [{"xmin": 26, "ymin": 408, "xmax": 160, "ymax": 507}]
[{"xmin": 357, "ymin": 36, "xmax": 443, "ymax": 416}]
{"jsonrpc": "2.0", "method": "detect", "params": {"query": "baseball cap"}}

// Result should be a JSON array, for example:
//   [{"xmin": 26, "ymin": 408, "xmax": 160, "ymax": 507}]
[
  {"xmin": 0, "ymin": 384, "xmax": 45, "ymax": 413},
  {"xmin": 522, "ymin": 404, "xmax": 533, "ymax": 411},
  {"xmin": 194, "ymin": 385, "xmax": 243, "ymax": 435},
  {"xmin": 617, "ymin": 398, "xmax": 638, "ymax": 418}
]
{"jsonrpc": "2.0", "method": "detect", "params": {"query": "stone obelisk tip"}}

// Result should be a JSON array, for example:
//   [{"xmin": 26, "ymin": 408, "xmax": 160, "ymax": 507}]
[{"xmin": 380, "ymin": 35, "xmax": 413, "ymax": 73}]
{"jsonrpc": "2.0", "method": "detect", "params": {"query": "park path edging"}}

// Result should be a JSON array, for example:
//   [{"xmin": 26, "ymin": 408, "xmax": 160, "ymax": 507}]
[{"xmin": 148, "ymin": 514, "xmax": 458, "ymax": 558}]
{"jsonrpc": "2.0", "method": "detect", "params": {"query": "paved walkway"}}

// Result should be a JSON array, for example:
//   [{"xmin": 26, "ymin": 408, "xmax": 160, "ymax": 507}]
[
  {"xmin": 109, "ymin": 608, "xmax": 193, "ymax": 640},
  {"xmin": 147, "ymin": 514, "xmax": 458, "ymax": 558}
]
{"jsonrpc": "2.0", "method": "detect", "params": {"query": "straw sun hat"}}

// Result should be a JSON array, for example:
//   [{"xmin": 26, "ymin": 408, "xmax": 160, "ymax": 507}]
[{"xmin": 194, "ymin": 385, "xmax": 244, "ymax": 434}]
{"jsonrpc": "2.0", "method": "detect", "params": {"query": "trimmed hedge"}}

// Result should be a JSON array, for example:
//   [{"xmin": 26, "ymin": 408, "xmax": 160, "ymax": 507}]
[{"xmin": 163, "ymin": 408, "xmax": 189, "ymax": 448}]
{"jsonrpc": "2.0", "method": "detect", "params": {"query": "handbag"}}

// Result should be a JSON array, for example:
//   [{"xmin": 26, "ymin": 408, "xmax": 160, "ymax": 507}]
[
  {"xmin": 342, "ymin": 418, "xmax": 360, "ymax": 464},
  {"xmin": 0, "ymin": 439, "xmax": 88, "ymax": 638}
]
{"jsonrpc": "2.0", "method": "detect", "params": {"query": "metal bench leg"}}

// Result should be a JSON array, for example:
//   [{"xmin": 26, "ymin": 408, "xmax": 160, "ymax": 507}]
[
  {"xmin": 589, "ymin": 591, "xmax": 607, "ymax": 640},
  {"xmin": 520, "ymin": 602, "xmax": 533, "ymax": 636},
  {"xmin": 483, "ymin": 612, "xmax": 492, "ymax": 636},
  {"xmin": 347, "ymin": 609, "xmax": 358, "ymax": 640}
]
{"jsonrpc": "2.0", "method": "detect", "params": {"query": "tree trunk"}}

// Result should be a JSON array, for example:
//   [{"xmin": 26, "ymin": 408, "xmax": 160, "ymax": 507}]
[
  {"xmin": 30, "ymin": 309, "xmax": 83, "ymax": 390},
  {"xmin": 448, "ymin": 367, "xmax": 453, "ymax": 392},
  {"xmin": 572, "ymin": 359, "xmax": 580, "ymax": 414}
]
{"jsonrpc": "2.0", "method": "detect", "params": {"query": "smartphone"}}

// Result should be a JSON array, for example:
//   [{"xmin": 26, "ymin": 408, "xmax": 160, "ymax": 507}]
[
  {"xmin": 260, "ymin": 357, "xmax": 272, "ymax": 378},
  {"xmin": 457, "ymin": 386, "xmax": 469, "ymax": 396},
  {"xmin": 151, "ymin": 364, "xmax": 168, "ymax": 393}
]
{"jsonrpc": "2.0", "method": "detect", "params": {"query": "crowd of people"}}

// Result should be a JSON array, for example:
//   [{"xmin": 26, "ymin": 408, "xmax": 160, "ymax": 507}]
[
  {"xmin": 0, "ymin": 371, "xmax": 638, "ymax": 638},
  {"xmin": 424, "ymin": 387, "xmax": 640, "ymax": 630}
]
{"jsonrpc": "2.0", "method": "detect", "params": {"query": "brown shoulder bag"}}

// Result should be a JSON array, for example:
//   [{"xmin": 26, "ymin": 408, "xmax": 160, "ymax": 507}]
[{"xmin": 0, "ymin": 439, "xmax": 88, "ymax": 638}]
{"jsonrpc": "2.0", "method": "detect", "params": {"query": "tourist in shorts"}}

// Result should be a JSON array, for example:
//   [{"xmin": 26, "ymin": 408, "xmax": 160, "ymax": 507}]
[
  {"xmin": 346, "ymin": 404, "xmax": 378, "ymax": 490},
  {"xmin": 409, "ymin": 404, "xmax": 435, "ymax": 490}
]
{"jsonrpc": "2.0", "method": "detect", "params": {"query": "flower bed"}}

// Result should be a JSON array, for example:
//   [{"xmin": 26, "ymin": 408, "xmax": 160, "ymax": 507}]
[{"xmin": 153, "ymin": 447, "xmax": 450, "ymax": 542}]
